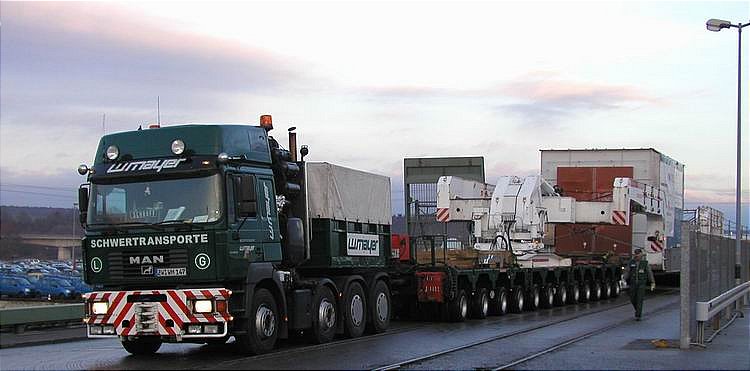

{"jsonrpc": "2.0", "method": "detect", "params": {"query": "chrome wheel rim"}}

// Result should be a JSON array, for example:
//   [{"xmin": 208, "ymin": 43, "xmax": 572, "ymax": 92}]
[
  {"xmin": 481, "ymin": 294, "xmax": 489, "ymax": 316},
  {"xmin": 459, "ymin": 295, "xmax": 468, "ymax": 318},
  {"xmin": 255, "ymin": 305, "xmax": 276, "ymax": 339},
  {"xmin": 350, "ymin": 294, "xmax": 364, "ymax": 327},
  {"xmin": 500, "ymin": 293, "xmax": 508, "ymax": 313},
  {"xmin": 319, "ymin": 299, "xmax": 336, "ymax": 330},
  {"xmin": 376, "ymin": 292, "xmax": 388, "ymax": 322},
  {"xmin": 517, "ymin": 292, "xmax": 524, "ymax": 311}
]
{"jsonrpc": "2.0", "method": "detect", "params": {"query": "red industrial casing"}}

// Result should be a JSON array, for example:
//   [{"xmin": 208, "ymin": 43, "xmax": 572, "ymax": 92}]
[
  {"xmin": 391, "ymin": 234, "xmax": 411, "ymax": 262},
  {"xmin": 555, "ymin": 167, "xmax": 633, "ymax": 257},
  {"xmin": 416, "ymin": 271, "xmax": 445, "ymax": 303}
]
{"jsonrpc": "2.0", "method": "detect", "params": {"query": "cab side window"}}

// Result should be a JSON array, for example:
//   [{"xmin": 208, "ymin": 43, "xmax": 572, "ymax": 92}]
[{"xmin": 232, "ymin": 174, "xmax": 257, "ymax": 219}]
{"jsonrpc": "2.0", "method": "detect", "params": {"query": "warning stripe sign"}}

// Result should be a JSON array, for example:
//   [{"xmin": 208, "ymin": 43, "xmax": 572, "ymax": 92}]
[
  {"xmin": 649, "ymin": 240, "xmax": 664, "ymax": 253},
  {"xmin": 436, "ymin": 207, "xmax": 450, "ymax": 222},
  {"xmin": 612, "ymin": 210, "xmax": 628, "ymax": 225}
]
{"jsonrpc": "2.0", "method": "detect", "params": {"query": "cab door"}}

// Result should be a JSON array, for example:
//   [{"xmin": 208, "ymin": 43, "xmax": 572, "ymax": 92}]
[
  {"xmin": 256, "ymin": 176, "xmax": 282, "ymax": 261},
  {"xmin": 227, "ymin": 173, "xmax": 265, "ymax": 262}
]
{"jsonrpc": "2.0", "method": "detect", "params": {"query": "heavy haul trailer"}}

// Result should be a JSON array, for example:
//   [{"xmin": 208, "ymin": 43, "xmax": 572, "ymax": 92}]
[{"xmin": 76, "ymin": 116, "xmax": 394, "ymax": 355}]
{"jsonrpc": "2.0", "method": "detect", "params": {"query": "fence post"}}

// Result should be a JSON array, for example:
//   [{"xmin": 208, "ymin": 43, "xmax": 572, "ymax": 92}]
[{"xmin": 680, "ymin": 228, "xmax": 692, "ymax": 349}]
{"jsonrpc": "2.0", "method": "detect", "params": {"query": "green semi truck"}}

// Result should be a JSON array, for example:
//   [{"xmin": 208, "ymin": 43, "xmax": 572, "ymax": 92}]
[{"xmin": 78, "ymin": 116, "xmax": 393, "ymax": 355}]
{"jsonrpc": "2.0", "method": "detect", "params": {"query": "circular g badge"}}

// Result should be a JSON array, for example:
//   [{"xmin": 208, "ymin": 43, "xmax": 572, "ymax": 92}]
[
  {"xmin": 91, "ymin": 257, "xmax": 103, "ymax": 273},
  {"xmin": 195, "ymin": 253, "xmax": 211, "ymax": 270}
]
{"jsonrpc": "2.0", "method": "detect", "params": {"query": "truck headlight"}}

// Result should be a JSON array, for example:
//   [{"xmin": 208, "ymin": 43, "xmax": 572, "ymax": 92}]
[
  {"xmin": 102, "ymin": 325, "xmax": 115, "ymax": 335},
  {"xmin": 194, "ymin": 300, "xmax": 213, "ymax": 313},
  {"xmin": 92, "ymin": 301, "xmax": 109, "ymax": 315}
]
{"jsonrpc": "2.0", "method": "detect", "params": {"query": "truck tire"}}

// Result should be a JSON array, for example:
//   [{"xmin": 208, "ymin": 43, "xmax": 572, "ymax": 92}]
[
  {"xmin": 447, "ymin": 289, "xmax": 468, "ymax": 322},
  {"xmin": 526, "ymin": 286, "xmax": 540, "ymax": 311},
  {"xmin": 580, "ymin": 282, "xmax": 591, "ymax": 302},
  {"xmin": 236, "ymin": 288, "xmax": 278, "ymax": 354},
  {"xmin": 591, "ymin": 281, "xmax": 602, "ymax": 301},
  {"xmin": 510, "ymin": 287, "xmax": 525, "ymax": 313},
  {"xmin": 368, "ymin": 280, "xmax": 391, "ymax": 334},
  {"xmin": 610, "ymin": 280, "xmax": 621, "ymax": 297},
  {"xmin": 541, "ymin": 286, "xmax": 554, "ymax": 309},
  {"xmin": 471, "ymin": 288, "xmax": 489, "ymax": 319},
  {"xmin": 343, "ymin": 282, "xmax": 367, "ymax": 338},
  {"xmin": 554, "ymin": 285, "xmax": 567, "ymax": 306},
  {"xmin": 568, "ymin": 283, "xmax": 579, "ymax": 304},
  {"xmin": 602, "ymin": 280, "xmax": 612, "ymax": 299},
  {"xmin": 121, "ymin": 338, "xmax": 162, "ymax": 355},
  {"xmin": 490, "ymin": 287, "xmax": 508, "ymax": 316},
  {"xmin": 310, "ymin": 286, "xmax": 337, "ymax": 344}
]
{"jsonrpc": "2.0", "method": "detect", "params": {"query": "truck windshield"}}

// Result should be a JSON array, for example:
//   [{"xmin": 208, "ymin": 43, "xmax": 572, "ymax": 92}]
[{"xmin": 87, "ymin": 174, "xmax": 223, "ymax": 227}]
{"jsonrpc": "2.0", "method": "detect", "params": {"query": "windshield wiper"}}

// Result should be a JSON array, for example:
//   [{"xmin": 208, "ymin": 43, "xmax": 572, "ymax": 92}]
[
  {"xmin": 150, "ymin": 220, "xmax": 205, "ymax": 230},
  {"xmin": 87, "ymin": 222, "xmax": 165, "ymax": 232}
]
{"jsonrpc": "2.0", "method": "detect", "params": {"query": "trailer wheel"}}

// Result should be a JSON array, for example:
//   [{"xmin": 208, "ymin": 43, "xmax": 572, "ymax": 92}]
[
  {"xmin": 447, "ymin": 289, "xmax": 468, "ymax": 322},
  {"xmin": 236, "ymin": 288, "xmax": 278, "ymax": 354},
  {"xmin": 568, "ymin": 283, "xmax": 580, "ymax": 304},
  {"xmin": 602, "ymin": 280, "xmax": 612, "ymax": 299},
  {"xmin": 541, "ymin": 286, "xmax": 554, "ymax": 309},
  {"xmin": 310, "ymin": 286, "xmax": 337, "ymax": 344},
  {"xmin": 471, "ymin": 288, "xmax": 489, "ymax": 319},
  {"xmin": 368, "ymin": 280, "xmax": 391, "ymax": 333},
  {"xmin": 510, "ymin": 287, "xmax": 524, "ymax": 313},
  {"xmin": 343, "ymin": 282, "xmax": 367, "ymax": 338},
  {"xmin": 610, "ymin": 280, "xmax": 621, "ymax": 297},
  {"xmin": 526, "ymin": 286, "xmax": 540, "ymax": 311},
  {"xmin": 490, "ymin": 287, "xmax": 508, "ymax": 316},
  {"xmin": 121, "ymin": 338, "xmax": 162, "ymax": 355},
  {"xmin": 591, "ymin": 281, "xmax": 602, "ymax": 301},
  {"xmin": 580, "ymin": 282, "xmax": 591, "ymax": 302},
  {"xmin": 554, "ymin": 285, "xmax": 567, "ymax": 306}
]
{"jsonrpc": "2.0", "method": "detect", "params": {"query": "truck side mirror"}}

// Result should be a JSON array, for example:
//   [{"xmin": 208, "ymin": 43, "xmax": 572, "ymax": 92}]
[{"xmin": 78, "ymin": 186, "xmax": 89, "ymax": 224}]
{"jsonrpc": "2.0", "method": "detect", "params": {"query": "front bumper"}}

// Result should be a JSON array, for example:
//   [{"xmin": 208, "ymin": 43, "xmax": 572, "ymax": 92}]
[{"xmin": 83, "ymin": 288, "xmax": 232, "ymax": 340}]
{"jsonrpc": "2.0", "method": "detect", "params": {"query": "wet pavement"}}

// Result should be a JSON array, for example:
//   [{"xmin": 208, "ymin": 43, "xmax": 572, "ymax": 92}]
[{"xmin": 0, "ymin": 291, "xmax": 746, "ymax": 370}]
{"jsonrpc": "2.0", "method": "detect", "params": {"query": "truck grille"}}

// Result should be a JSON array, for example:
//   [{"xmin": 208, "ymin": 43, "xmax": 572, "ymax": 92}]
[{"xmin": 107, "ymin": 249, "xmax": 188, "ymax": 280}]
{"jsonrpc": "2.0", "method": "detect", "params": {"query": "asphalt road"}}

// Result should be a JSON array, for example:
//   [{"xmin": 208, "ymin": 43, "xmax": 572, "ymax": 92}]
[{"xmin": 0, "ymin": 292, "xmax": 662, "ymax": 370}]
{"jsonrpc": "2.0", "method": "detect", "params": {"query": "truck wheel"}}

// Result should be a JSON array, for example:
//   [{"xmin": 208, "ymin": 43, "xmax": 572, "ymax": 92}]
[
  {"xmin": 121, "ymin": 338, "xmax": 162, "ymax": 355},
  {"xmin": 568, "ymin": 283, "xmax": 579, "ymax": 304},
  {"xmin": 471, "ymin": 288, "xmax": 489, "ymax": 319},
  {"xmin": 580, "ymin": 282, "xmax": 591, "ymax": 302},
  {"xmin": 541, "ymin": 286, "xmax": 554, "ymax": 309},
  {"xmin": 447, "ymin": 289, "xmax": 468, "ymax": 322},
  {"xmin": 236, "ymin": 288, "xmax": 278, "ymax": 354},
  {"xmin": 343, "ymin": 282, "xmax": 367, "ymax": 338},
  {"xmin": 510, "ymin": 287, "xmax": 524, "ymax": 313},
  {"xmin": 610, "ymin": 280, "xmax": 621, "ymax": 297},
  {"xmin": 368, "ymin": 280, "xmax": 391, "ymax": 333},
  {"xmin": 602, "ymin": 280, "xmax": 612, "ymax": 299},
  {"xmin": 591, "ymin": 281, "xmax": 602, "ymax": 301},
  {"xmin": 554, "ymin": 285, "xmax": 567, "ymax": 306},
  {"xmin": 526, "ymin": 286, "xmax": 540, "ymax": 311},
  {"xmin": 310, "ymin": 286, "xmax": 337, "ymax": 344},
  {"xmin": 490, "ymin": 287, "xmax": 508, "ymax": 316}
]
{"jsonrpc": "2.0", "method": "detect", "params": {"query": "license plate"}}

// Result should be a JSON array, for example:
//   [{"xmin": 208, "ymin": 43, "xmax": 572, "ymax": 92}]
[{"xmin": 155, "ymin": 267, "xmax": 187, "ymax": 277}]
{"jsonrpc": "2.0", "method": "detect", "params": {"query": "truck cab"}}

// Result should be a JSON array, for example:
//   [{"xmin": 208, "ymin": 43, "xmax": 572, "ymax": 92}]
[{"xmin": 77, "ymin": 116, "xmax": 393, "ymax": 355}]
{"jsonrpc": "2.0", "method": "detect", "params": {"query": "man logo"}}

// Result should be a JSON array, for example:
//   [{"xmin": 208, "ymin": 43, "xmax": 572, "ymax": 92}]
[
  {"xmin": 141, "ymin": 265, "xmax": 154, "ymax": 275},
  {"xmin": 129, "ymin": 256, "xmax": 165, "ymax": 265}
]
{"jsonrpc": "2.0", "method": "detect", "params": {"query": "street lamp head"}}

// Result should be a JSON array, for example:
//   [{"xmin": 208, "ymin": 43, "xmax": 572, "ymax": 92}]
[{"xmin": 706, "ymin": 18, "xmax": 732, "ymax": 32}]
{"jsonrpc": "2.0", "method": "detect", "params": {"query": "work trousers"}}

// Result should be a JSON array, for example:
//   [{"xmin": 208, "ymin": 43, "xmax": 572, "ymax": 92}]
[{"xmin": 629, "ymin": 285, "xmax": 646, "ymax": 318}]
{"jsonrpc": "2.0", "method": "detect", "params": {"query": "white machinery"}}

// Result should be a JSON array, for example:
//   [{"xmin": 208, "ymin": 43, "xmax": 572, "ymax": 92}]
[{"xmin": 436, "ymin": 175, "xmax": 666, "ymax": 268}]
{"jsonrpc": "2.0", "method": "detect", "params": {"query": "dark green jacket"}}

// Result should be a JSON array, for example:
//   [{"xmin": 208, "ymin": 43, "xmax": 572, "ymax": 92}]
[{"xmin": 625, "ymin": 259, "xmax": 654, "ymax": 287}]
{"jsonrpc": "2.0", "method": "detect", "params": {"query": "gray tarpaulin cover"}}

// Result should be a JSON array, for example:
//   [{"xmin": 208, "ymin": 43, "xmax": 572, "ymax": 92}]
[{"xmin": 306, "ymin": 162, "xmax": 391, "ymax": 225}]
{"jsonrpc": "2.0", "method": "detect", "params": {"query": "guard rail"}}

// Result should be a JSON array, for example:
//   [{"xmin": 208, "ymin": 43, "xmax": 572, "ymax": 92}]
[{"xmin": 695, "ymin": 281, "xmax": 750, "ymax": 345}]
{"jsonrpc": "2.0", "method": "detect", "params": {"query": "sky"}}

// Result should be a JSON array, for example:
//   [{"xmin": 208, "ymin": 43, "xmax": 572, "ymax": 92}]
[{"xmin": 0, "ymin": 1, "xmax": 748, "ymax": 222}]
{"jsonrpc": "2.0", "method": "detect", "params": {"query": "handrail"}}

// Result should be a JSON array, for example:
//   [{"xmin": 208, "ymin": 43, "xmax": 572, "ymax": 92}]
[{"xmin": 694, "ymin": 281, "xmax": 750, "ymax": 345}]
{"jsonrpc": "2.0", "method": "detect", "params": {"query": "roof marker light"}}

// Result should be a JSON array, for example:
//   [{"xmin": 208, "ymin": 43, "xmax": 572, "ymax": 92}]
[
  {"xmin": 105, "ymin": 145, "xmax": 119, "ymax": 160},
  {"xmin": 171, "ymin": 139, "xmax": 185, "ymax": 155}
]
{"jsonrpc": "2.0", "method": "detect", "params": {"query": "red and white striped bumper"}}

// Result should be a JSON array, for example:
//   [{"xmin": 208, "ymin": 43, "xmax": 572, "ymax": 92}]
[{"xmin": 83, "ymin": 288, "xmax": 232, "ymax": 339}]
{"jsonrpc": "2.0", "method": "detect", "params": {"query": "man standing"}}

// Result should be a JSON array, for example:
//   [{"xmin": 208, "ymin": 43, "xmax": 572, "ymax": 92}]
[{"xmin": 625, "ymin": 248, "xmax": 655, "ymax": 320}]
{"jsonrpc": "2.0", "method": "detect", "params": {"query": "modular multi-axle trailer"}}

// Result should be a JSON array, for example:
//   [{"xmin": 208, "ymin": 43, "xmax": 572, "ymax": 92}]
[{"xmin": 76, "ymin": 117, "xmax": 621, "ymax": 355}]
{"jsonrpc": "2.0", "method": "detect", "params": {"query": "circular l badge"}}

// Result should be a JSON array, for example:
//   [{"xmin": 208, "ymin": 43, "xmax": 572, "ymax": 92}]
[{"xmin": 91, "ymin": 257, "xmax": 103, "ymax": 273}]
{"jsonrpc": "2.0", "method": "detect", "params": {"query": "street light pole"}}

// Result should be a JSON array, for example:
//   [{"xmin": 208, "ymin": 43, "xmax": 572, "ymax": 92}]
[{"xmin": 706, "ymin": 19, "xmax": 749, "ymax": 251}]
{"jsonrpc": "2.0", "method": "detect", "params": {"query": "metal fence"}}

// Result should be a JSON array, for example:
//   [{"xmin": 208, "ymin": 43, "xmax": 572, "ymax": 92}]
[{"xmin": 680, "ymin": 225, "xmax": 750, "ymax": 348}]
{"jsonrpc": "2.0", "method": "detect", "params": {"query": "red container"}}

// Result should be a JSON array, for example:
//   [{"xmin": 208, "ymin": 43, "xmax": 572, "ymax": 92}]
[
  {"xmin": 416, "ymin": 271, "xmax": 445, "ymax": 303},
  {"xmin": 391, "ymin": 234, "xmax": 411, "ymax": 262},
  {"xmin": 555, "ymin": 166, "xmax": 633, "ymax": 257}
]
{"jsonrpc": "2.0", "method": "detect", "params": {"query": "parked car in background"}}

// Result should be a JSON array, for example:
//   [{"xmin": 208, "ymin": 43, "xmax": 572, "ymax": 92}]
[
  {"xmin": 0, "ymin": 275, "xmax": 36, "ymax": 298},
  {"xmin": 32, "ymin": 276, "xmax": 76, "ymax": 299}
]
